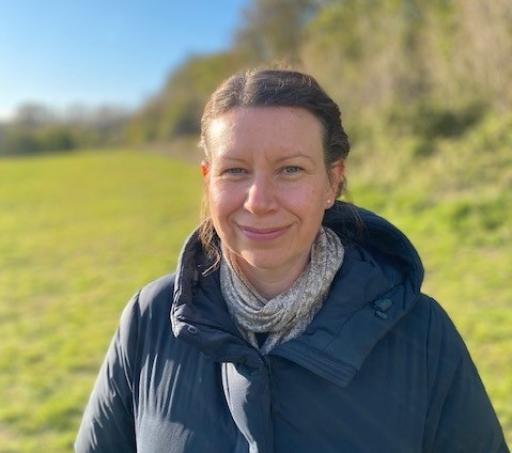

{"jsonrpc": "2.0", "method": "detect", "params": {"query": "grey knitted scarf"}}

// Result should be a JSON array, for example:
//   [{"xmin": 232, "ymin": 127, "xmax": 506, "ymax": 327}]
[{"xmin": 220, "ymin": 226, "xmax": 344, "ymax": 354}]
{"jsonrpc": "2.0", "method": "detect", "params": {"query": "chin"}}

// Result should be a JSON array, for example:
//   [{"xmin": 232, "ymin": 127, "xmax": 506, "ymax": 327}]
[{"xmin": 237, "ymin": 250, "xmax": 287, "ymax": 271}]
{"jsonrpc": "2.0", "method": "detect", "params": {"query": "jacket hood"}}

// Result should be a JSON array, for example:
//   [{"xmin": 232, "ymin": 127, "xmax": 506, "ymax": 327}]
[{"xmin": 171, "ymin": 201, "xmax": 424, "ymax": 387}]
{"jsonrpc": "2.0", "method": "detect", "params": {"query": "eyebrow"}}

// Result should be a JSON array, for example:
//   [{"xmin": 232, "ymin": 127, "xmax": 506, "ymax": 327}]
[
  {"xmin": 218, "ymin": 152, "xmax": 315, "ymax": 164},
  {"xmin": 275, "ymin": 152, "xmax": 315, "ymax": 163},
  {"xmin": 218, "ymin": 156, "xmax": 246, "ymax": 163}
]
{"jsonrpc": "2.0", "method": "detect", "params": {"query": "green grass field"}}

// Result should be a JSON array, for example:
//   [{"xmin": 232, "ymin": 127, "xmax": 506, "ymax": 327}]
[
  {"xmin": 0, "ymin": 133, "xmax": 510, "ymax": 450},
  {"xmin": 0, "ymin": 149, "xmax": 201, "ymax": 451}
]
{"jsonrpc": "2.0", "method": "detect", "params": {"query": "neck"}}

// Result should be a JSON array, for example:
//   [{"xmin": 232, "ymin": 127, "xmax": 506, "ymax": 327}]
[{"xmin": 230, "ymin": 252, "xmax": 310, "ymax": 300}]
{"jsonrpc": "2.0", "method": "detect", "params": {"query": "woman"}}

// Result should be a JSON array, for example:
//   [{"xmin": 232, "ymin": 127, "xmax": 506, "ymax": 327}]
[{"xmin": 75, "ymin": 69, "xmax": 508, "ymax": 452}]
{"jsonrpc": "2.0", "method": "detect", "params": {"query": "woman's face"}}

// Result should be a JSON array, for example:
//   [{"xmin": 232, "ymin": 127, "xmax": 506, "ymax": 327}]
[{"xmin": 203, "ymin": 106, "xmax": 343, "ymax": 277}]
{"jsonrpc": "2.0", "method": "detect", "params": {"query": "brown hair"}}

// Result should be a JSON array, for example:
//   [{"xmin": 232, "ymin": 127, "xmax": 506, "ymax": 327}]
[{"xmin": 198, "ymin": 68, "xmax": 351, "ymax": 269}]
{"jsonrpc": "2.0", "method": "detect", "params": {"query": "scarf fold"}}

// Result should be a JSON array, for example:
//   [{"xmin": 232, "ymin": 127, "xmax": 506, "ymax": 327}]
[{"xmin": 220, "ymin": 226, "xmax": 344, "ymax": 354}]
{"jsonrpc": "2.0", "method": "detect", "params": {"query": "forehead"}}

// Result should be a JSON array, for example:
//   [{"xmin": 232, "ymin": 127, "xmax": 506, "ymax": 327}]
[{"xmin": 207, "ymin": 107, "xmax": 324, "ymax": 159}]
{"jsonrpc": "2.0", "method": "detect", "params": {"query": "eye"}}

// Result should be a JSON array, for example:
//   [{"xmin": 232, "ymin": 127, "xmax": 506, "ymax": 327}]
[
  {"xmin": 222, "ymin": 167, "xmax": 247, "ymax": 176},
  {"xmin": 281, "ymin": 165, "xmax": 303, "ymax": 175}
]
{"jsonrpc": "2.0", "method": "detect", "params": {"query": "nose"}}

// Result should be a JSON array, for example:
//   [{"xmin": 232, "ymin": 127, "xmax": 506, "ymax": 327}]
[{"xmin": 244, "ymin": 174, "xmax": 277, "ymax": 215}]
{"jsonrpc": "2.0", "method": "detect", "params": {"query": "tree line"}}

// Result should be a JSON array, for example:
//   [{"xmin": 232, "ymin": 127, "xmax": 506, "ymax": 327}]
[
  {"xmin": 2, "ymin": 0, "xmax": 511, "ymax": 155},
  {"xmin": 126, "ymin": 0, "xmax": 512, "ymax": 150},
  {"xmin": 0, "ymin": 103, "xmax": 128, "ymax": 155}
]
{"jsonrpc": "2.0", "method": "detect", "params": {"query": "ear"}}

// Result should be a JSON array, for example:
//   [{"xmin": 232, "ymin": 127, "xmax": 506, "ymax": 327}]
[
  {"xmin": 328, "ymin": 159, "xmax": 345, "ymax": 198},
  {"xmin": 200, "ymin": 160, "xmax": 210, "ymax": 180}
]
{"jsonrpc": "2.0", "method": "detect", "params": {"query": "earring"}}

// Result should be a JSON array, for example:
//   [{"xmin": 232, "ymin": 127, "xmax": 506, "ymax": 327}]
[{"xmin": 326, "ymin": 199, "xmax": 331, "ymax": 205}]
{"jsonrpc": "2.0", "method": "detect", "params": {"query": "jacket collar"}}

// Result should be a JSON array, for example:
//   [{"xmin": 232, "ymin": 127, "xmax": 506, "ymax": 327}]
[{"xmin": 171, "ymin": 202, "xmax": 424, "ymax": 387}]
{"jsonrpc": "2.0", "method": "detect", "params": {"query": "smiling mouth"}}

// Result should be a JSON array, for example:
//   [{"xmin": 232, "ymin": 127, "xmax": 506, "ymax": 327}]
[{"xmin": 238, "ymin": 224, "xmax": 291, "ymax": 240}]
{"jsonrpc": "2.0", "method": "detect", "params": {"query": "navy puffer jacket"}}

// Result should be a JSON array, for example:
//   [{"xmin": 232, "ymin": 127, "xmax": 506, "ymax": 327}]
[{"xmin": 75, "ymin": 203, "xmax": 509, "ymax": 452}]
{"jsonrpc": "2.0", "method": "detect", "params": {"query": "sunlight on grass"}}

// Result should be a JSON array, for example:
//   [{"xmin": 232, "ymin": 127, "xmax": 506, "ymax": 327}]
[{"xmin": 0, "ymin": 148, "xmax": 201, "ymax": 451}]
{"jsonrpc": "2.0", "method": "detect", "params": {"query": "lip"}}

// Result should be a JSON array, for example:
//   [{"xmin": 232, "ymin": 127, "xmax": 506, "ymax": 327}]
[{"xmin": 237, "ymin": 224, "xmax": 291, "ymax": 241}]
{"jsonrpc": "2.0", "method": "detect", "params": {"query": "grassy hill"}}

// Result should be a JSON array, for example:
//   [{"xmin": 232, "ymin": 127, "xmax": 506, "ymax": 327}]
[
  {"xmin": 0, "ymin": 112, "xmax": 510, "ymax": 450},
  {"xmin": 349, "ymin": 111, "xmax": 512, "ymax": 446}
]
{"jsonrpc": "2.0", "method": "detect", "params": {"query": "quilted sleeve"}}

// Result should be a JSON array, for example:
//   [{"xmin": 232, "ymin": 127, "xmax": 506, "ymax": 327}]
[
  {"xmin": 422, "ymin": 297, "xmax": 509, "ymax": 452},
  {"xmin": 74, "ymin": 291, "xmax": 141, "ymax": 453}
]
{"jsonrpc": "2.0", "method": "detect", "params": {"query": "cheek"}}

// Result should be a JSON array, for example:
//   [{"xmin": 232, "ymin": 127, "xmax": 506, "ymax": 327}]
[
  {"xmin": 207, "ymin": 182, "xmax": 242, "ymax": 223},
  {"xmin": 282, "ymin": 180, "xmax": 329, "ymax": 212}
]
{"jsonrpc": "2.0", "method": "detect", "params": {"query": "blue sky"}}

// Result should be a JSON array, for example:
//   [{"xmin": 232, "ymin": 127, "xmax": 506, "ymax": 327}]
[{"xmin": 0, "ymin": 0, "xmax": 249, "ymax": 119}]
